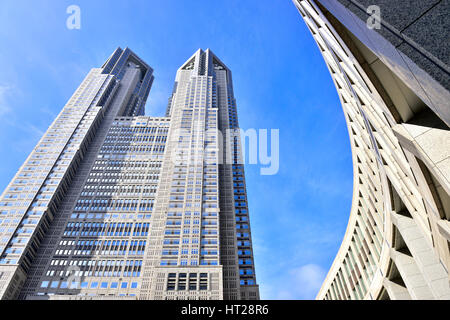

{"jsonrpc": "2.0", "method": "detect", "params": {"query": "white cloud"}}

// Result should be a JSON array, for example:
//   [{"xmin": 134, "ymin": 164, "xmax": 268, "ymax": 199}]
[
  {"xmin": 270, "ymin": 264, "xmax": 327, "ymax": 300},
  {"xmin": 0, "ymin": 84, "xmax": 46, "ymax": 147},
  {"xmin": 39, "ymin": 106, "xmax": 57, "ymax": 119},
  {"xmin": 0, "ymin": 84, "xmax": 12, "ymax": 116},
  {"xmin": 289, "ymin": 264, "xmax": 327, "ymax": 299},
  {"xmin": 145, "ymin": 79, "xmax": 171, "ymax": 117}
]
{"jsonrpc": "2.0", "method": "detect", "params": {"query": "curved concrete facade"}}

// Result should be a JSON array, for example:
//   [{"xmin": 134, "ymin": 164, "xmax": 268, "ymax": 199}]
[{"xmin": 293, "ymin": 0, "xmax": 450, "ymax": 300}]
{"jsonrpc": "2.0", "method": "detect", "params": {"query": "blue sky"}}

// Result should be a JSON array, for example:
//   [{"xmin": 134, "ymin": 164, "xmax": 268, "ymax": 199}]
[{"xmin": 0, "ymin": 0, "xmax": 353, "ymax": 299}]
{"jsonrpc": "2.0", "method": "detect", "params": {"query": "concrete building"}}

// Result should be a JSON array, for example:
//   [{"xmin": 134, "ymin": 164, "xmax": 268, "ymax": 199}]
[
  {"xmin": 0, "ymin": 47, "xmax": 259, "ymax": 300},
  {"xmin": 293, "ymin": 0, "xmax": 450, "ymax": 299}
]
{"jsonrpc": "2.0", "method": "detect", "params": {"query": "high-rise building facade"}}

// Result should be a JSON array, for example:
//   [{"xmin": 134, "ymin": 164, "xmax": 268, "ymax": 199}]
[
  {"xmin": 0, "ymin": 47, "xmax": 259, "ymax": 300},
  {"xmin": 293, "ymin": 1, "xmax": 449, "ymax": 300}
]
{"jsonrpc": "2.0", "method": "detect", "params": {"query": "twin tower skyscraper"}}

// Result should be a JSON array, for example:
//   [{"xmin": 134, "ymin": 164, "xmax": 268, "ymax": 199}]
[{"xmin": 0, "ymin": 48, "xmax": 259, "ymax": 300}]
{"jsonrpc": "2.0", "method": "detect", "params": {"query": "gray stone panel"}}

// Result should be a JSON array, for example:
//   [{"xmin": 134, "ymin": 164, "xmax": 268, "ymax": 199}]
[
  {"xmin": 351, "ymin": 0, "xmax": 440, "ymax": 31},
  {"xmin": 402, "ymin": 0, "xmax": 450, "ymax": 67},
  {"xmin": 347, "ymin": 3, "xmax": 404, "ymax": 47},
  {"xmin": 317, "ymin": 0, "xmax": 450, "ymax": 125}
]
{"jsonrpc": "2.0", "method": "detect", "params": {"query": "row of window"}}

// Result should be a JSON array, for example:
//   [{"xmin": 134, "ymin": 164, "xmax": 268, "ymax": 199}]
[{"xmin": 41, "ymin": 280, "xmax": 138, "ymax": 290}]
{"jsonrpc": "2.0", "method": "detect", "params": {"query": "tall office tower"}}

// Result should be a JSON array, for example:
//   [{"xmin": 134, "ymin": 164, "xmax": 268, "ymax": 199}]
[
  {"xmin": 138, "ymin": 49, "xmax": 259, "ymax": 300},
  {"xmin": 0, "ymin": 47, "xmax": 154, "ymax": 300},
  {"xmin": 0, "ymin": 47, "xmax": 259, "ymax": 300},
  {"xmin": 293, "ymin": 1, "xmax": 449, "ymax": 300}
]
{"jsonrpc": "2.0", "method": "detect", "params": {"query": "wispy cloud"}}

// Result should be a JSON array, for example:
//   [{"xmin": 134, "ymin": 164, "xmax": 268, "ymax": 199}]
[
  {"xmin": 0, "ymin": 84, "xmax": 46, "ymax": 150},
  {"xmin": 275, "ymin": 264, "xmax": 327, "ymax": 300},
  {"xmin": 305, "ymin": 173, "xmax": 353, "ymax": 198},
  {"xmin": 145, "ymin": 81, "xmax": 170, "ymax": 117},
  {"xmin": 3, "ymin": 117, "xmax": 45, "ymax": 151},
  {"xmin": 39, "ymin": 105, "xmax": 57, "ymax": 120},
  {"xmin": 0, "ymin": 83, "xmax": 49, "ymax": 139},
  {"xmin": 0, "ymin": 84, "xmax": 13, "ymax": 116}
]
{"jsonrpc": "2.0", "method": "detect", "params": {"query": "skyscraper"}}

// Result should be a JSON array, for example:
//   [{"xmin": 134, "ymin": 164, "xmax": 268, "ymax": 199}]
[
  {"xmin": 293, "ymin": 1, "xmax": 449, "ymax": 299},
  {"xmin": 0, "ymin": 47, "xmax": 259, "ymax": 300}
]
